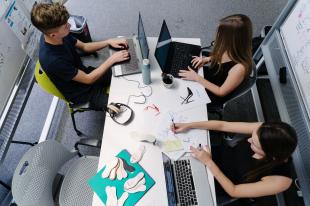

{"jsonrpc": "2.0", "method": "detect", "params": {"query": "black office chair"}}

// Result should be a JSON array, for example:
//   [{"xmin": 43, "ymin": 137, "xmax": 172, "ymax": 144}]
[
  {"xmin": 201, "ymin": 45, "xmax": 258, "ymax": 146},
  {"xmin": 207, "ymin": 61, "xmax": 257, "ymax": 120},
  {"xmin": 217, "ymin": 195, "xmax": 256, "ymax": 206}
]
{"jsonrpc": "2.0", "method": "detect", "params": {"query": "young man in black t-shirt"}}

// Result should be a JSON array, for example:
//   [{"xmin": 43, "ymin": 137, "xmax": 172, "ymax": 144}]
[{"xmin": 31, "ymin": 3, "xmax": 130, "ymax": 110}]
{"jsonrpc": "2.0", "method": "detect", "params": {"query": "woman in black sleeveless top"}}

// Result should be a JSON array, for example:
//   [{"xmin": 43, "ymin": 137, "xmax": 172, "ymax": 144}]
[
  {"xmin": 171, "ymin": 121, "xmax": 297, "ymax": 198},
  {"xmin": 179, "ymin": 14, "xmax": 253, "ymax": 106}
]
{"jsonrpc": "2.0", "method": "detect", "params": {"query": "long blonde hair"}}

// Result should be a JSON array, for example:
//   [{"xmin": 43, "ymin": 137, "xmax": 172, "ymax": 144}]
[{"xmin": 210, "ymin": 14, "xmax": 253, "ymax": 77}]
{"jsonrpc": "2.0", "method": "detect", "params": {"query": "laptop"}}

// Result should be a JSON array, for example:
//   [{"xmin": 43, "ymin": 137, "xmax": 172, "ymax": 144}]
[
  {"xmin": 110, "ymin": 13, "xmax": 149, "ymax": 77},
  {"xmin": 155, "ymin": 20, "xmax": 201, "ymax": 78},
  {"xmin": 162, "ymin": 153, "xmax": 214, "ymax": 206}
]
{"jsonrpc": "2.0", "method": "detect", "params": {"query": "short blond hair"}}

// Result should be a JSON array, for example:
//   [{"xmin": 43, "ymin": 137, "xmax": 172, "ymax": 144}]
[{"xmin": 31, "ymin": 3, "xmax": 69, "ymax": 34}]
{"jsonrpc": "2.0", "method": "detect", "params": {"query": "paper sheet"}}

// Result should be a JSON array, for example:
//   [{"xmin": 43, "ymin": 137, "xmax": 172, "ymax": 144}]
[
  {"xmin": 5, "ymin": 1, "xmax": 40, "ymax": 58},
  {"xmin": 177, "ymin": 80, "xmax": 211, "ymax": 110},
  {"xmin": 0, "ymin": 0, "xmax": 13, "ymax": 19},
  {"xmin": 156, "ymin": 109, "xmax": 208, "ymax": 160},
  {"xmin": 162, "ymin": 139, "xmax": 183, "ymax": 152}
]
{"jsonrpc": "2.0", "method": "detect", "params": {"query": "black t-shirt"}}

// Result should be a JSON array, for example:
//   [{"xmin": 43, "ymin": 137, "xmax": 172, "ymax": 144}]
[
  {"xmin": 39, "ymin": 34, "xmax": 92, "ymax": 104},
  {"xmin": 203, "ymin": 61, "xmax": 237, "ymax": 106}
]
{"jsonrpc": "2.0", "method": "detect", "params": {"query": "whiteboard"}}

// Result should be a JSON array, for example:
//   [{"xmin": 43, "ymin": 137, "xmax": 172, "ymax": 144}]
[
  {"xmin": 280, "ymin": 0, "xmax": 310, "ymax": 109},
  {"xmin": 0, "ymin": 20, "xmax": 27, "ymax": 116}
]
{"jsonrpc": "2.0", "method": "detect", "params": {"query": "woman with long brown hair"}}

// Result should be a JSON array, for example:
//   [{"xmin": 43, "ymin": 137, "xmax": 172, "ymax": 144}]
[
  {"xmin": 179, "ymin": 14, "xmax": 253, "ymax": 105},
  {"xmin": 171, "ymin": 120, "xmax": 297, "ymax": 198}
]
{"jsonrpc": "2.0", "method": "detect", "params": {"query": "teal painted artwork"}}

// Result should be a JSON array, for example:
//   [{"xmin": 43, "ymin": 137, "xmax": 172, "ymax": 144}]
[{"xmin": 88, "ymin": 149, "xmax": 155, "ymax": 206}]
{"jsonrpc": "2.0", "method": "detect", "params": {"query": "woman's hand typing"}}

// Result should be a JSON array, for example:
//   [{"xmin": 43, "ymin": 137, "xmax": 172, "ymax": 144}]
[
  {"xmin": 191, "ymin": 56, "xmax": 211, "ymax": 69},
  {"xmin": 178, "ymin": 67, "xmax": 201, "ymax": 81}
]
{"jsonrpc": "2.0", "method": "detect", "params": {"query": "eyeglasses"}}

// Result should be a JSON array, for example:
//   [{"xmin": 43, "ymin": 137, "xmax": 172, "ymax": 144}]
[{"xmin": 180, "ymin": 87, "xmax": 194, "ymax": 105}]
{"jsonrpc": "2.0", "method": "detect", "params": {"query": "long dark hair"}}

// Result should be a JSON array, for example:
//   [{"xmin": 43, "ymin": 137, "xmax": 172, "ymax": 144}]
[
  {"xmin": 244, "ymin": 122, "xmax": 297, "ymax": 182},
  {"xmin": 211, "ymin": 14, "xmax": 253, "ymax": 77}
]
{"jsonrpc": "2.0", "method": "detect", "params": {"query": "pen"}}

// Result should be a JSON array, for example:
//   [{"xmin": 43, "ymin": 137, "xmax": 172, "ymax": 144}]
[
  {"xmin": 198, "ymin": 144, "xmax": 202, "ymax": 150},
  {"xmin": 172, "ymin": 118, "xmax": 176, "ymax": 133}
]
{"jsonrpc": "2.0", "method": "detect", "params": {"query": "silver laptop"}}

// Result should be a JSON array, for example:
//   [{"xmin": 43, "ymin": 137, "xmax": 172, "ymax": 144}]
[
  {"xmin": 162, "ymin": 153, "xmax": 214, "ymax": 206},
  {"xmin": 110, "ymin": 13, "xmax": 149, "ymax": 77}
]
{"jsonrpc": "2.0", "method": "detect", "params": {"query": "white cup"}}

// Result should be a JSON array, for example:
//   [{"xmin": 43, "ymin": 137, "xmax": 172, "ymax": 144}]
[{"xmin": 162, "ymin": 73, "xmax": 174, "ymax": 88}]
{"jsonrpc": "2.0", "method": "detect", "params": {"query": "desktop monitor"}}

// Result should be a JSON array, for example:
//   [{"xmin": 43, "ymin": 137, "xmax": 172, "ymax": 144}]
[{"xmin": 138, "ymin": 13, "xmax": 149, "ymax": 59}]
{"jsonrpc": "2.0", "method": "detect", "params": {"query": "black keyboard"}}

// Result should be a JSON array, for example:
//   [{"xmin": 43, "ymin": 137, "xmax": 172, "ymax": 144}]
[
  {"xmin": 170, "ymin": 43, "xmax": 200, "ymax": 77},
  {"xmin": 174, "ymin": 160, "xmax": 198, "ymax": 206}
]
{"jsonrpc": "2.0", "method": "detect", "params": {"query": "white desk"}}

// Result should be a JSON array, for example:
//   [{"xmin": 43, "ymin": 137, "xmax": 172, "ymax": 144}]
[{"xmin": 92, "ymin": 37, "xmax": 216, "ymax": 206}]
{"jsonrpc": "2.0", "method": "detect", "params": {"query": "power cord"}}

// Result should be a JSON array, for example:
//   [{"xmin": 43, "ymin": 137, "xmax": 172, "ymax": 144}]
[{"xmin": 122, "ymin": 76, "xmax": 153, "ymax": 105}]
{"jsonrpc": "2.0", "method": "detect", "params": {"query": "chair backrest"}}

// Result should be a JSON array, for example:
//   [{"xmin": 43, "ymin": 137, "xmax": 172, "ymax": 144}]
[
  {"xmin": 224, "ymin": 61, "xmax": 257, "ymax": 106},
  {"xmin": 59, "ymin": 156, "xmax": 99, "ymax": 206},
  {"xmin": 34, "ymin": 61, "xmax": 67, "ymax": 102},
  {"xmin": 12, "ymin": 140, "xmax": 76, "ymax": 206}
]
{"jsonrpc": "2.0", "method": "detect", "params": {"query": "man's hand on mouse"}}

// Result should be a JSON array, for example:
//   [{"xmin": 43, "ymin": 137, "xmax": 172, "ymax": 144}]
[{"xmin": 108, "ymin": 38, "xmax": 128, "ymax": 49}]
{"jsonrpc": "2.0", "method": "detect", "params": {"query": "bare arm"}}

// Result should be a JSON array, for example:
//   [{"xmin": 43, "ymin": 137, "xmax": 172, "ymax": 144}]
[
  {"xmin": 191, "ymin": 146, "xmax": 292, "ymax": 198},
  {"xmin": 208, "ymin": 159, "xmax": 292, "ymax": 197},
  {"xmin": 196, "ymin": 63, "xmax": 246, "ymax": 97},
  {"xmin": 75, "ymin": 38, "xmax": 128, "ymax": 53},
  {"xmin": 73, "ymin": 50, "xmax": 129, "ymax": 84},
  {"xmin": 75, "ymin": 39, "xmax": 109, "ymax": 53},
  {"xmin": 173, "ymin": 120, "xmax": 262, "ymax": 135}
]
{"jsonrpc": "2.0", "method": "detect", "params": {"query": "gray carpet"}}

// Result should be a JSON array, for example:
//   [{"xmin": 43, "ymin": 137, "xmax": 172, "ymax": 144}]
[
  {"xmin": 0, "ymin": 84, "xmax": 52, "ymax": 202},
  {"xmin": 0, "ymin": 0, "xmax": 289, "ymax": 204},
  {"xmin": 65, "ymin": 0, "xmax": 288, "ymax": 47}
]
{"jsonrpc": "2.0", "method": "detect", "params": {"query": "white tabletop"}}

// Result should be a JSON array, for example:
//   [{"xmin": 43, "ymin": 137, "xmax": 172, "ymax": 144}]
[{"xmin": 92, "ymin": 37, "xmax": 216, "ymax": 206}]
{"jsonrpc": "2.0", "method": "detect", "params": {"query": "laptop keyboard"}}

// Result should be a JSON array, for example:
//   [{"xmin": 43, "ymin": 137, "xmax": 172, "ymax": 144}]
[
  {"xmin": 174, "ymin": 160, "xmax": 198, "ymax": 206},
  {"xmin": 111, "ymin": 39, "xmax": 139, "ymax": 75},
  {"xmin": 121, "ymin": 39, "xmax": 139, "ymax": 73},
  {"xmin": 170, "ymin": 43, "xmax": 199, "ymax": 77}
]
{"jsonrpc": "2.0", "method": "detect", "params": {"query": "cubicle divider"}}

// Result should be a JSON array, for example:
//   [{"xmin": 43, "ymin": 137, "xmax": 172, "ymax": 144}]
[{"xmin": 253, "ymin": 0, "xmax": 310, "ymax": 205}]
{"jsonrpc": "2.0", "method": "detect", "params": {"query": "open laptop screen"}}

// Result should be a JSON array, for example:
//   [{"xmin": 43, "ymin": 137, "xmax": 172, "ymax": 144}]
[
  {"xmin": 138, "ymin": 13, "xmax": 149, "ymax": 59},
  {"xmin": 155, "ymin": 20, "xmax": 172, "ymax": 71},
  {"xmin": 162, "ymin": 153, "xmax": 177, "ymax": 206}
]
